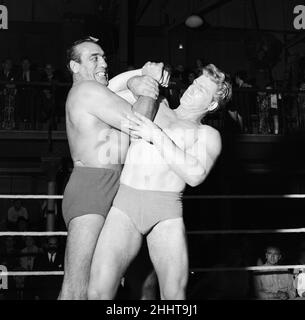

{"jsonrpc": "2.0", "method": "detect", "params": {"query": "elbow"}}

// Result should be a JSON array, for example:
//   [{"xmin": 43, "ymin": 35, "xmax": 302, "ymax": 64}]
[{"xmin": 185, "ymin": 169, "xmax": 207, "ymax": 187}]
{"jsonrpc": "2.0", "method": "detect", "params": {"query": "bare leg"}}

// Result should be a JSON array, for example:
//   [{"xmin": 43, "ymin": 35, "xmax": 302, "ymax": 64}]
[
  {"xmin": 59, "ymin": 214, "xmax": 105, "ymax": 300},
  {"xmin": 88, "ymin": 207, "xmax": 142, "ymax": 300},
  {"xmin": 147, "ymin": 218, "xmax": 188, "ymax": 300}
]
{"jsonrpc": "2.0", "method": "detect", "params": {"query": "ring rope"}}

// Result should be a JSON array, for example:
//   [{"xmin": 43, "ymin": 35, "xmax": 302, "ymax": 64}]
[
  {"xmin": 2, "ymin": 228, "xmax": 305, "ymax": 237},
  {"xmin": 1, "ymin": 194, "xmax": 305, "ymax": 200},
  {"xmin": 191, "ymin": 265, "xmax": 305, "ymax": 272},
  {"xmin": 0, "ymin": 232, "xmax": 67, "ymax": 236},
  {"xmin": 0, "ymin": 271, "xmax": 64, "ymax": 276},
  {"xmin": 1, "ymin": 265, "xmax": 305, "ymax": 277},
  {"xmin": 187, "ymin": 228, "xmax": 305, "ymax": 235}
]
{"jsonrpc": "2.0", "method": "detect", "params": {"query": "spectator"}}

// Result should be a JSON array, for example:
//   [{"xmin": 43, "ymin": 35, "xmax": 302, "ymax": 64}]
[
  {"xmin": 293, "ymin": 243, "xmax": 305, "ymax": 298},
  {"xmin": 40, "ymin": 63, "xmax": 59, "ymax": 83},
  {"xmin": 223, "ymin": 74, "xmax": 243, "ymax": 134},
  {"xmin": 32, "ymin": 236, "xmax": 63, "ymax": 300},
  {"xmin": 232, "ymin": 70, "xmax": 255, "ymax": 133},
  {"xmin": 19, "ymin": 236, "xmax": 42, "ymax": 299},
  {"xmin": 20, "ymin": 236, "xmax": 42, "ymax": 271},
  {"xmin": 15, "ymin": 58, "xmax": 39, "ymax": 129},
  {"xmin": 193, "ymin": 58, "xmax": 204, "ymax": 76},
  {"xmin": 187, "ymin": 71, "xmax": 196, "ymax": 86},
  {"xmin": 254, "ymin": 245, "xmax": 296, "ymax": 300},
  {"xmin": 266, "ymin": 82, "xmax": 281, "ymax": 134},
  {"xmin": 297, "ymin": 81, "xmax": 305, "ymax": 128},
  {"xmin": 0, "ymin": 58, "xmax": 15, "ymax": 82},
  {"xmin": 0, "ymin": 236, "xmax": 19, "ymax": 270},
  {"xmin": 0, "ymin": 58, "xmax": 17, "ymax": 130},
  {"xmin": 16, "ymin": 58, "xmax": 39, "ymax": 83},
  {"xmin": 7, "ymin": 200, "xmax": 28, "ymax": 231}
]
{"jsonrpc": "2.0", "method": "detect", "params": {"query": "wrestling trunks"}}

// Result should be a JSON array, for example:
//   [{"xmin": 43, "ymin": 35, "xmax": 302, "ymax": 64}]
[
  {"xmin": 62, "ymin": 166, "xmax": 121, "ymax": 227},
  {"xmin": 113, "ymin": 183, "xmax": 183, "ymax": 235}
]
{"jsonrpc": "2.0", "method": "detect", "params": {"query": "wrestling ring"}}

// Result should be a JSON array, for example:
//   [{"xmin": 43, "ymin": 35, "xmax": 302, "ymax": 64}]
[{"xmin": 0, "ymin": 193, "xmax": 305, "ymax": 294}]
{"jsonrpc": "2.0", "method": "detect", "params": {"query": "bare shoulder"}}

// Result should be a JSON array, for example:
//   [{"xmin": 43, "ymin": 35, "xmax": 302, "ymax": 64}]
[
  {"xmin": 198, "ymin": 124, "xmax": 222, "ymax": 154},
  {"xmin": 67, "ymin": 80, "xmax": 113, "ymax": 113},
  {"xmin": 70, "ymin": 80, "xmax": 110, "ymax": 98}
]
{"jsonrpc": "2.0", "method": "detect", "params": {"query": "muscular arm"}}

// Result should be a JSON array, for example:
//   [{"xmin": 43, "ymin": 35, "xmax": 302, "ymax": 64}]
[
  {"xmin": 78, "ymin": 81, "xmax": 157, "ymax": 134},
  {"xmin": 108, "ymin": 69, "xmax": 142, "ymax": 93},
  {"xmin": 151, "ymin": 126, "xmax": 221, "ymax": 187},
  {"xmin": 127, "ymin": 111, "xmax": 221, "ymax": 187}
]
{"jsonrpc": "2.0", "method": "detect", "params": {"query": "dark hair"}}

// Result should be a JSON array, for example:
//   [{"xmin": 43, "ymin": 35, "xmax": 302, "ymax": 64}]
[{"xmin": 66, "ymin": 36, "xmax": 99, "ymax": 73}]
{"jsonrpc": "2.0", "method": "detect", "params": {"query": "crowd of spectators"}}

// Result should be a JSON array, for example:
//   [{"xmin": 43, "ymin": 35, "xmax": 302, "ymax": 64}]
[
  {"xmin": 0, "ymin": 199, "xmax": 64, "ymax": 300},
  {"xmin": 136, "ymin": 242, "xmax": 305, "ymax": 300},
  {"xmin": 0, "ymin": 235, "xmax": 63, "ymax": 300},
  {"xmin": 0, "ymin": 57, "xmax": 69, "ymax": 130},
  {"xmin": 1, "ymin": 56, "xmax": 305, "ymax": 134},
  {"xmin": 0, "ymin": 199, "xmax": 305, "ymax": 300}
]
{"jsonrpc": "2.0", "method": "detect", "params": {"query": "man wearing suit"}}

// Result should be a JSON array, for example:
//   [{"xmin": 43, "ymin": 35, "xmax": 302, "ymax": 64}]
[
  {"xmin": 0, "ymin": 58, "xmax": 15, "ymax": 82},
  {"xmin": 32, "ymin": 237, "xmax": 63, "ymax": 300},
  {"xmin": 15, "ymin": 58, "xmax": 40, "ymax": 129}
]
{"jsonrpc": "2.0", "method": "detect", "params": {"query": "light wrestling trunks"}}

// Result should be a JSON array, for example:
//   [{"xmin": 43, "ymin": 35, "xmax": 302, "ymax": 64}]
[
  {"xmin": 62, "ymin": 166, "xmax": 121, "ymax": 227},
  {"xmin": 113, "ymin": 183, "xmax": 183, "ymax": 235}
]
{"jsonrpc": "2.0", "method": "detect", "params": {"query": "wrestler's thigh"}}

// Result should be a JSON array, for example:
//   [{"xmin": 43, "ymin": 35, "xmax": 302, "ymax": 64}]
[
  {"xmin": 64, "ymin": 214, "xmax": 105, "ymax": 282},
  {"xmin": 90, "ymin": 206, "xmax": 142, "ymax": 285},
  {"xmin": 147, "ymin": 218, "xmax": 188, "ymax": 285}
]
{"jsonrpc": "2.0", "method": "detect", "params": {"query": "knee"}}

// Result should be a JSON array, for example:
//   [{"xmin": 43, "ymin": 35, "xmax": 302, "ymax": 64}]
[
  {"xmin": 87, "ymin": 283, "xmax": 114, "ymax": 300},
  {"xmin": 161, "ymin": 277, "xmax": 187, "ymax": 300},
  {"xmin": 87, "ymin": 275, "xmax": 116, "ymax": 300}
]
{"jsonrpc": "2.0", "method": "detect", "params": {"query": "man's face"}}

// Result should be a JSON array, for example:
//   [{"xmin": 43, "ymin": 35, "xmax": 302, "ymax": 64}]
[
  {"xmin": 74, "ymin": 42, "xmax": 108, "ymax": 85},
  {"xmin": 14, "ymin": 200, "xmax": 21, "ymax": 210},
  {"xmin": 180, "ymin": 74, "xmax": 218, "ymax": 112},
  {"xmin": 22, "ymin": 59, "xmax": 30, "ymax": 71},
  {"xmin": 4, "ymin": 59, "xmax": 12, "ymax": 70},
  {"xmin": 25, "ymin": 236, "xmax": 34, "ymax": 247},
  {"xmin": 47, "ymin": 238, "xmax": 58, "ymax": 253},
  {"xmin": 45, "ymin": 64, "xmax": 54, "ymax": 76},
  {"xmin": 265, "ymin": 247, "xmax": 281, "ymax": 265}
]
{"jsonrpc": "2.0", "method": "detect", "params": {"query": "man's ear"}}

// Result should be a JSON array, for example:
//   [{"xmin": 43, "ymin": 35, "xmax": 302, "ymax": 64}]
[
  {"xmin": 69, "ymin": 60, "xmax": 80, "ymax": 74},
  {"xmin": 209, "ymin": 101, "xmax": 218, "ymax": 112}
]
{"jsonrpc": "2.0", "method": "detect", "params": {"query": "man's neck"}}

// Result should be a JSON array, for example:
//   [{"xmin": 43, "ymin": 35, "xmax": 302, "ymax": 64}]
[{"xmin": 174, "ymin": 106, "xmax": 204, "ymax": 125}]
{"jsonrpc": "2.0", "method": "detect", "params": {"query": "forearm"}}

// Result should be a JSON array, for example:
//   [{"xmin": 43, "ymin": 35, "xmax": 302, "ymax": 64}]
[
  {"xmin": 108, "ymin": 69, "xmax": 142, "ymax": 92},
  {"xmin": 152, "ymin": 129, "xmax": 205, "ymax": 186},
  {"xmin": 132, "ymin": 96, "xmax": 158, "ymax": 121}
]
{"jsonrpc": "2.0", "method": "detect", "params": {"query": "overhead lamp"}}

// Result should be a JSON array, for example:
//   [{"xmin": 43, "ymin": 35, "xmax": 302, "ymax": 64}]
[{"xmin": 185, "ymin": 15, "xmax": 203, "ymax": 28}]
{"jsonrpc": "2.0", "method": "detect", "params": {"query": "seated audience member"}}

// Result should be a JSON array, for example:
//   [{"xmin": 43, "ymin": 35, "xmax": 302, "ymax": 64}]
[
  {"xmin": 19, "ymin": 236, "xmax": 42, "ymax": 299},
  {"xmin": 254, "ymin": 245, "xmax": 296, "ymax": 300},
  {"xmin": 20, "ymin": 236, "xmax": 42, "ymax": 271},
  {"xmin": 32, "ymin": 236, "xmax": 63, "ymax": 300},
  {"xmin": 223, "ymin": 74, "xmax": 243, "ymax": 134},
  {"xmin": 293, "ymin": 244, "xmax": 305, "ymax": 298},
  {"xmin": 7, "ymin": 200, "xmax": 28, "ymax": 230},
  {"xmin": 0, "ymin": 58, "xmax": 15, "ymax": 82}
]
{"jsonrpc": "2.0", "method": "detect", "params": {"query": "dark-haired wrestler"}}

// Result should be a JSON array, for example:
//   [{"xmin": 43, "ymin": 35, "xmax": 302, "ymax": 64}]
[{"xmin": 59, "ymin": 37, "xmax": 169, "ymax": 300}]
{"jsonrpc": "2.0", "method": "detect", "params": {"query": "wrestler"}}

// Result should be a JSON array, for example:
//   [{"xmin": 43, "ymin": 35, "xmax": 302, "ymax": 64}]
[
  {"xmin": 59, "ymin": 36, "xmax": 169, "ymax": 299},
  {"xmin": 88, "ymin": 64, "xmax": 232, "ymax": 300}
]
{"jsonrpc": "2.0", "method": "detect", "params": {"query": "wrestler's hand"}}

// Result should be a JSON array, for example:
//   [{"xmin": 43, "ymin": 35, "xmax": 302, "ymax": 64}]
[
  {"xmin": 142, "ymin": 62, "xmax": 164, "ymax": 84},
  {"xmin": 127, "ymin": 75, "xmax": 159, "ymax": 99},
  {"xmin": 125, "ymin": 111, "xmax": 162, "ymax": 143}
]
